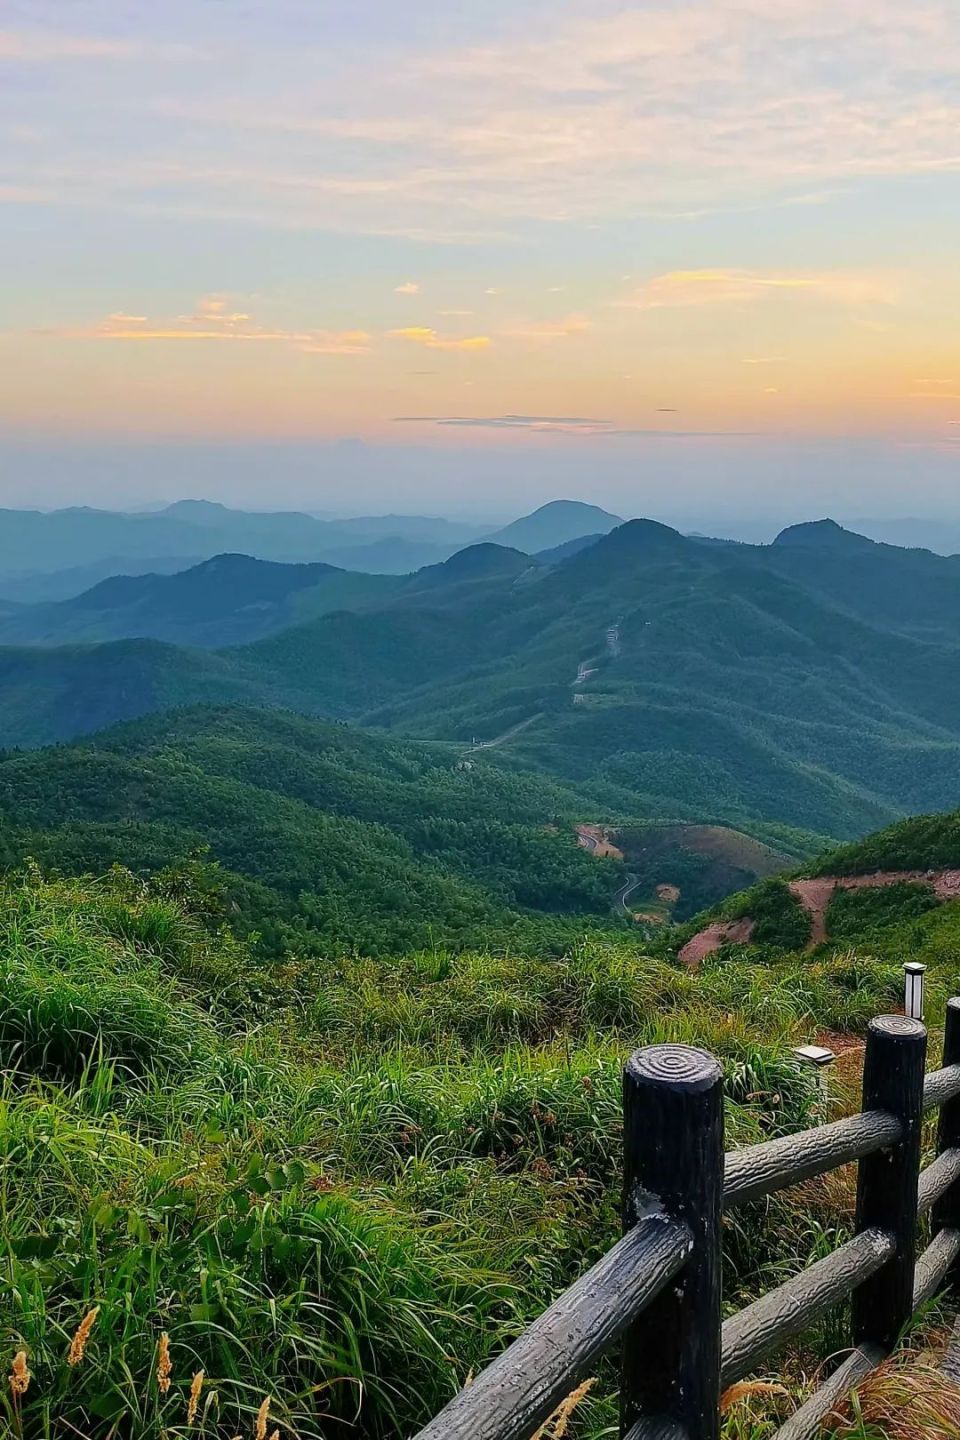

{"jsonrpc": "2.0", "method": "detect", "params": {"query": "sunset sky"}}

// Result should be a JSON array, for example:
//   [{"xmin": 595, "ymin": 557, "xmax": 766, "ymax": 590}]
[{"xmin": 2, "ymin": 0, "xmax": 959, "ymax": 516}]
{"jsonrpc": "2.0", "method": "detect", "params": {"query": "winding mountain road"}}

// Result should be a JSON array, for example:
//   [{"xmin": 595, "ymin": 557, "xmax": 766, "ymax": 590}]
[{"xmin": 615, "ymin": 873, "xmax": 642, "ymax": 913}]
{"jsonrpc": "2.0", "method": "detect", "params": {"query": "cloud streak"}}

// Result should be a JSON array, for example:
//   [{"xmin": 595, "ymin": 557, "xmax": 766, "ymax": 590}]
[
  {"xmin": 389, "ymin": 327, "xmax": 491, "ymax": 351},
  {"xmin": 621, "ymin": 269, "xmax": 898, "ymax": 310},
  {"xmin": 51, "ymin": 298, "xmax": 371, "ymax": 355},
  {"xmin": 394, "ymin": 414, "xmax": 753, "ymax": 437}
]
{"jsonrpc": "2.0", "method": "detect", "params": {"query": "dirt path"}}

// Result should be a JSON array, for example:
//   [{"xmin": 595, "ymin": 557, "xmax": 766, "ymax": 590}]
[
  {"xmin": 680, "ymin": 867, "xmax": 960, "ymax": 967},
  {"xmin": 791, "ymin": 869, "xmax": 960, "ymax": 944}
]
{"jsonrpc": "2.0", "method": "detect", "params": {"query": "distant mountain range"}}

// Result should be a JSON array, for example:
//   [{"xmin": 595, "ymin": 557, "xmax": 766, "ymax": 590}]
[
  {"xmin": 0, "ymin": 497, "xmax": 614, "ymax": 600},
  {"xmin": 0, "ymin": 554, "xmax": 402, "ymax": 648},
  {"xmin": 2, "ymin": 515, "xmax": 960, "ymax": 839}
]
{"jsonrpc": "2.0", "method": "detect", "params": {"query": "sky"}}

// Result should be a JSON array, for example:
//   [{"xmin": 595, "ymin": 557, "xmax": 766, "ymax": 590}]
[{"xmin": 1, "ymin": 0, "xmax": 959, "ymax": 520}]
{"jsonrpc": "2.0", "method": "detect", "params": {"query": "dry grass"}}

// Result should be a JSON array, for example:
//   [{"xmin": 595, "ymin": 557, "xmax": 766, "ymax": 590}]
[
  {"xmin": 828, "ymin": 1349, "xmax": 960, "ymax": 1440},
  {"xmin": 721, "ymin": 1380, "xmax": 789, "ymax": 1413},
  {"xmin": 531, "ymin": 1378, "xmax": 596, "ymax": 1440}
]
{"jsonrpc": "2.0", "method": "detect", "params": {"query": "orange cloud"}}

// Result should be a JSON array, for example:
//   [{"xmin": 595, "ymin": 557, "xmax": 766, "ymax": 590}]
[
  {"xmin": 60, "ymin": 299, "xmax": 371, "ymax": 355},
  {"xmin": 500, "ymin": 313, "xmax": 590, "ymax": 341},
  {"xmin": 389, "ymin": 326, "xmax": 491, "ymax": 351},
  {"xmin": 622, "ymin": 269, "xmax": 899, "ymax": 309}
]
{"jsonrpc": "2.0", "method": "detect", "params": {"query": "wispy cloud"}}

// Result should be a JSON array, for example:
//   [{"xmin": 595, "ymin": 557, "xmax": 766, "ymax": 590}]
[
  {"xmin": 394, "ymin": 414, "xmax": 750, "ymax": 437},
  {"xmin": 395, "ymin": 414, "xmax": 609, "ymax": 432},
  {"xmin": 7, "ymin": 4, "xmax": 960, "ymax": 241},
  {"xmin": 389, "ymin": 327, "xmax": 491, "ymax": 351},
  {"xmin": 394, "ymin": 281, "xmax": 420, "ymax": 294},
  {"xmin": 500, "ymin": 314, "xmax": 591, "ymax": 342},
  {"xmin": 50, "ymin": 297, "xmax": 371, "ymax": 355},
  {"xmin": 621, "ymin": 269, "xmax": 898, "ymax": 310}
]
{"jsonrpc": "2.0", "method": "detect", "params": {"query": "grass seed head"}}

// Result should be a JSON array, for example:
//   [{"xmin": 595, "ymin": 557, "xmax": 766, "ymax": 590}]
[
  {"xmin": 531, "ymin": 1377, "xmax": 596, "ymax": 1440},
  {"xmin": 67, "ymin": 1307, "xmax": 100, "ymax": 1367},
  {"xmin": 157, "ymin": 1332, "xmax": 173, "ymax": 1394},
  {"xmin": 9, "ymin": 1351, "xmax": 30, "ymax": 1398},
  {"xmin": 186, "ymin": 1369, "xmax": 204, "ymax": 1425},
  {"xmin": 254, "ymin": 1396, "xmax": 271, "ymax": 1440}
]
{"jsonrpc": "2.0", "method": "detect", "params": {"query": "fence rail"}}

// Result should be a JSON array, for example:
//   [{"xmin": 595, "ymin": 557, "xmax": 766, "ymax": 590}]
[{"xmin": 410, "ymin": 995, "xmax": 960, "ymax": 1440}]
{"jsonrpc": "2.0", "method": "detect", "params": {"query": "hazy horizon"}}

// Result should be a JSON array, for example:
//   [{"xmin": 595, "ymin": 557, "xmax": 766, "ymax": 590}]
[
  {"xmin": 3, "ymin": 433, "xmax": 960, "ymax": 543},
  {"xmin": 3, "ymin": 1, "xmax": 959, "ymax": 521}
]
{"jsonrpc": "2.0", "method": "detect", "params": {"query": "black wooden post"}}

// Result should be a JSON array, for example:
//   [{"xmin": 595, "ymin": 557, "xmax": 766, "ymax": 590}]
[
  {"xmin": 933, "ymin": 998, "xmax": 960, "ymax": 1270},
  {"xmin": 852, "ymin": 1015, "xmax": 927, "ymax": 1352},
  {"xmin": 621, "ymin": 1044, "xmax": 724, "ymax": 1440}
]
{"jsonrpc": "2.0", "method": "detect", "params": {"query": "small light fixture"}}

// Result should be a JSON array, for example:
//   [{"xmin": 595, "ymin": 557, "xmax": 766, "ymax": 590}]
[
  {"xmin": 791, "ymin": 1044, "xmax": 836, "ymax": 1068},
  {"xmin": 904, "ymin": 962, "xmax": 926, "ymax": 1021},
  {"xmin": 792, "ymin": 1044, "xmax": 836, "ymax": 1108}
]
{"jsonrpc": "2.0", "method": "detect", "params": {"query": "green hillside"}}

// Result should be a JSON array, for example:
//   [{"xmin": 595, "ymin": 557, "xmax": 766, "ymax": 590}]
[
  {"xmin": 667, "ymin": 801, "xmax": 960, "ymax": 960},
  {"xmin": 0, "ymin": 705, "xmax": 626, "ymax": 956},
  {"xmin": 2, "ymin": 521, "xmax": 960, "ymax": 841},
  {"xmin": 1, "ymin": 800, "xmax": 954, "ymax": 1436},
  {"xmin": 0, "ymin": 553, "xmax": 400, "ymax": 648}
]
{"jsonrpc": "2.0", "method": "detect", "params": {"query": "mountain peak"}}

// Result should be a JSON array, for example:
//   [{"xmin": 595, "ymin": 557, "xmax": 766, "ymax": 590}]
[
  {"xmin": 409, "ymin": 542, "xmax": 531, "ymax": 589},
  {"xmin": 773, "ymin": 519, "xmax": 875, "ymax": 550},
  {"xmin": 485, "ymin": 500, "xmax": 623, "ymax": 552}
]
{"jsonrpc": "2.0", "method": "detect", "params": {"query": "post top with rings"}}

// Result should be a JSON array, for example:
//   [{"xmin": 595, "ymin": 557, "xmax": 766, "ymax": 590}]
[
  {"xmin": 626, "ymin": 1044, "xmax": 723, "ymax": 1091},
  {"xmin": 869, "ymin": 1014, "xmax": 926, "ymax": 1038}
]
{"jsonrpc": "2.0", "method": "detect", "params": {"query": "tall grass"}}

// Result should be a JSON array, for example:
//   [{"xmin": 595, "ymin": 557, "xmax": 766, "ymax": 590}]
[{"xmin": 0, "ymin": 869, "xmax": 950, "ymax": 1437}]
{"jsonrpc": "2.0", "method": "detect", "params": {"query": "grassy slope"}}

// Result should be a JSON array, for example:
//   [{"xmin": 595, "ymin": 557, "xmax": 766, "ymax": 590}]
[{"xmin": 0, "ymin": 862, "xmax": 929, "ymax": 1439}]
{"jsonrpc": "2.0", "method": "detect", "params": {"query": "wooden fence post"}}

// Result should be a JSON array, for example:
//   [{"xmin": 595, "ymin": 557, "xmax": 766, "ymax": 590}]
[
  {"xmin": 852, "ymin": 1015, "xmax": 927, "ymax": 1353},
  {"xmin": 933, "ymin": 997, "xmax": 960, "ymax": 1273},
  {"xmin": 621, "ymin": 1044, "xmax": 724, "ymax": 1440}
]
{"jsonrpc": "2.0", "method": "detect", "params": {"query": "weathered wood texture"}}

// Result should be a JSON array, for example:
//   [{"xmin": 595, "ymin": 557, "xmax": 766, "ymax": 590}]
[
  {"xmin": 409, "ymin": 1215, "xmax": 690, "ymax": 1440},
  {"xmin": 723, "ymin": 1111, "xmax": 901, "ymax": 1209},
  {"xmin": 852, "ymin": 1016, "xmax": 927, "ymax": 1353},
  {"xmin": 917, "ymin": 1148, "xmax": 960, "ymax": 1215},
  {"xmin": 621, "ymin": 1045, "xmax": 724, "ymax": 1440},
  {"xmin": 933, "ymin": 999, "xmax": 960, "ymax": 1272},
  {"xmin": 914, "ymin": 1226, "xmax": 960, "ymax": 1309},
  {"xmin": 771, "ymin": 1342, "xmax": 885, "ymax": 1440},
  {"xmin": 720, "ymin": 1227, "xmax": 894, "ymax": 1389},
  {"xmin": 922, "ymin": 1062, "xmax": 960, "ymax": 1113},
  {"xmin": 622, "ymin": 1418, "xmax": 687, "ymax": 1440}
]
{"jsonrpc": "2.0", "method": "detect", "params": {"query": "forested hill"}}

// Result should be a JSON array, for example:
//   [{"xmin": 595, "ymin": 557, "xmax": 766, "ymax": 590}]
[
  {"xmin": 3, "ymin": 519, "xmax": 960, "ymax": 839},
  {"xmin": 666, "ymin": 801, "xmax": 960, "ymax": 963},
  {"xmin": 0, "ymin": 553, "xmax": 401, "ymax": 648},
  {"xmin": 0, "ymin": 705, "xmax": 626, "ymax": 956}
]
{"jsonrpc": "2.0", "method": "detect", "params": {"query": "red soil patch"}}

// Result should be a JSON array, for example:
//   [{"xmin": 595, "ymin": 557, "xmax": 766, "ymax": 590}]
[
  {"xmin": 656, "ymin": 883, "xmax": 681, "ymax": 903},
  {"xmin": 679, "ymin": 918, "xmax": 754, "ymax": 969},
  {"xmin": 791, "ymin": 869, "xmax": 960, "ymax": 945},
  {"xmin": 681, "ymin": 867, "xmax": 960, "ymax": 967}
]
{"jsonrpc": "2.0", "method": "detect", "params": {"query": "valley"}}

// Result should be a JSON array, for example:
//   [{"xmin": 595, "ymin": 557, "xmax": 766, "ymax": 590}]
[{"xmin": 2, "ymin": 499, "xmax": 960, "ymax": 1440}]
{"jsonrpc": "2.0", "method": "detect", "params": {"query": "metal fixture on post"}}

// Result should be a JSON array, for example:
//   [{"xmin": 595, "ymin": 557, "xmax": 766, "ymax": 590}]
[
  {"xmin": 791, "ymin": 1044, "xmax": 836, "ymax": 1108},
  {"xmin": 904, "ymin": 962, "xmax": 926, "ymax": 1021}
]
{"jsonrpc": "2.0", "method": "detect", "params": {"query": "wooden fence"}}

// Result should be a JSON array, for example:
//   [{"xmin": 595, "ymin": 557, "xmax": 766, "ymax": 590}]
[{"xmin": 411, "ymin": 999, "xmax": 960, "ymax": 1440}]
